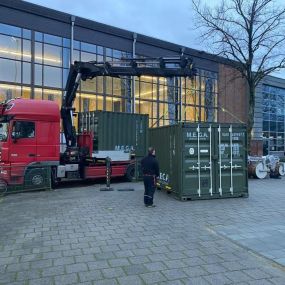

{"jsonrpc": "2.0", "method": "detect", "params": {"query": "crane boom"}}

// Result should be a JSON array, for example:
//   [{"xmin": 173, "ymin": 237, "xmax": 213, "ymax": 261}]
[{"xmin": 61, "ymin": 56, "xmax": 197, "ymax": 148}]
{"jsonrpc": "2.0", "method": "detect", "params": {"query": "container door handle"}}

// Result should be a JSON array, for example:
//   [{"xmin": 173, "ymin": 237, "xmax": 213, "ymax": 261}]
[{"xmin": 28, "ymin": 153, "xmax": 36, "ymax": 157}]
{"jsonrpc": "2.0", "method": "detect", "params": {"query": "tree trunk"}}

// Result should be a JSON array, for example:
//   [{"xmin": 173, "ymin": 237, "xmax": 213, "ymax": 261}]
[{"xmin": 247, "ymin": 83, "xmax": 255, "ymax": 155}]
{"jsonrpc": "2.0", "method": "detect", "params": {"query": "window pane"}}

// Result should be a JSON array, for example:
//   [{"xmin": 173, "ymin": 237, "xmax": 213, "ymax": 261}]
[
  {"xmin": 0, "ymin": 84, "xmax": 21, "ymax": 101},
  {"xmin": 44, "ymin": 66, "xmax": 62, "ymax": 88},
  {"xmin": 81, "ymin": 42, "xmax": 96, "ymax": 53},
  {"xmin": 63, "ymin": 68, "xmax": 69, "ymax": 88},
  {"xmin": 43, "ymin": 89, "xmax": 62, "ymax": 107},
  {"xmin": 0, "ymin": 23, "xmax": 21, "ymax": 37},
  {"xmin": 0, "ymin": 58, "xmax": 21, "ymax": 83},
  {"xmin": 0, "ymin": 34, "xmax": 21, "ymax": 60},
  {"xmin": 23, "ymin": 40, "xmax": 31, "ymax": 62},
  {"xmin": 63, "ymin": 48, "xmax": 70, "ymax": 68},
  {"xmin": 44, "ymin": 44, "xmax": 62, "ymax": 67},
  {"xmin": 81, "ymin": 51, "xmax": 95, "ymax": 62},
  {"xmin": 23, "ymin": 29, "xmax": 31, "ymax": 39},
  {"xmin": 97, "ymin": 46, "xmax": 103, "ymax": 55},
  {"xmin": 35, "ymin": 64, "xmax": 43, "ymax": 86},
  {"xmin": 63, "ymin": 38, "xmax": 70, "ymax": 48},
  {"xmin": 44, "ymin": 34, "xmax": 62, "ymax": 45},
  {"xmin": 23, "ymin": 62, "xmax": 31, "ymax": 84},
  {"xmin": 74, "ymin": 40, "xmax": 80, "ymax": 50},
  {"xmin": 35, "ymin": 42, "xmax": 43, "ymax": 64},
  {"xmin": 35, "ymin": 32, "xmax": 43, "ymax": 42}
]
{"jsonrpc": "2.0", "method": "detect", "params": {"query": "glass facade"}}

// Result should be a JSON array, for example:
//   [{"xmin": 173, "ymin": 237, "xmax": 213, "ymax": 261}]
[
  {"xmin": 0, "ymin": 22, "xmax": 219, "ymax": 128},
  {"xmin": 262, "ymin": 84, "xmax": 285, "ymax": 154}
]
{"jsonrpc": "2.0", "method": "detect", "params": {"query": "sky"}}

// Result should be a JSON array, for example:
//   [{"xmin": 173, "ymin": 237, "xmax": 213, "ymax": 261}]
[{"xmin": 26, "ymin": 0, "xmax": 285, "ymax": 79}]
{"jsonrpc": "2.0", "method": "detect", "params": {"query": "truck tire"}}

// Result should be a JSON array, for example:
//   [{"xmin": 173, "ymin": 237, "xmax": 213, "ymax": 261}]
[
  {"xmin": 25, "ymin": 168, "xmax": 46, "ymax": 189},
  {"xmin": 125, "ymin": 164, "xmax": 135, "ymax": 182}
]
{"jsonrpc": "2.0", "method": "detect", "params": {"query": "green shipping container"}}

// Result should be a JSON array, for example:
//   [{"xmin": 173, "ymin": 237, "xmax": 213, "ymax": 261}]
[
  {"xmin": 149, "ymin": 123, "xmax": 248, "ymax": 200},
  {"xmin": 78, "ymin": 111, "xmax": 149, "ymax": 157}
]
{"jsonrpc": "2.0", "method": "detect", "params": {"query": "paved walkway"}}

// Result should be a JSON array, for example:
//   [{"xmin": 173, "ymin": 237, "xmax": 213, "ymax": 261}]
[{"xmin": 0, "ymin": 178, "xmax": 285, "ymax": 285}]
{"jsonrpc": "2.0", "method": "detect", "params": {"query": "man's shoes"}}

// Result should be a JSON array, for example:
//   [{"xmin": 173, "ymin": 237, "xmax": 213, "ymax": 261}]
[{"xmin": 146, "ymin": 204, "xmax": 156, "ymax": 208}]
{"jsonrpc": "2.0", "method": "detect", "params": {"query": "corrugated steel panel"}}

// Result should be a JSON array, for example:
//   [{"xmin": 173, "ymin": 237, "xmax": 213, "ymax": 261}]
[{"xmin": 78, "ymin": 111, "xmax": 149, "ymax": 157}]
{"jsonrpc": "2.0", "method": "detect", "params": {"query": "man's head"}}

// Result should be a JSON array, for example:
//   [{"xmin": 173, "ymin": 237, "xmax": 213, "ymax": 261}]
[{"xmin": 148, "ymin": 147, "xmax": 156, "ymax": 156}]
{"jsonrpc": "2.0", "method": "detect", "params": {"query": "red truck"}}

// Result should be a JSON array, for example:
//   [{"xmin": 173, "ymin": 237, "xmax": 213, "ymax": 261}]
[{"xmin": 0, "ymin": 56, "xmax": 196, "ymax": 192}]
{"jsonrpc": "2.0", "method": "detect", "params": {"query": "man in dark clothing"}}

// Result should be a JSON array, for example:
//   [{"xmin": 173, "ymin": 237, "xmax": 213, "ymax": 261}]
[{"xmin": 141, "ymin": 147, "xmax": 159, "ymax": 207}]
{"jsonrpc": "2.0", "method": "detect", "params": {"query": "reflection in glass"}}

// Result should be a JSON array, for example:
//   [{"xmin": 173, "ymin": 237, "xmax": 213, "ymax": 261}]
[
  {"xmin": 23, "ymin": 62, "xmax": 31, "ymax": 84},
  {"xmin": 0, "ymin": 58, "xmax": 21, "ymax": 83},
  {"xmin": 0, "ymin": 34, "xmax": 21, "ymax": 60},
  {"xmin": 35, "ymin": 64, "xmax": 43, "ymax": 86},
  {"xmin": 43, "ymin": 66, "xmax": 62, "ymax": 88},
  {"xmin": 0, "ymin": 23, "xmax": 21, "ymax": 37},
  {"xmin": 44, "ymin": 44, "xmax": 62, "ymax": 66}
]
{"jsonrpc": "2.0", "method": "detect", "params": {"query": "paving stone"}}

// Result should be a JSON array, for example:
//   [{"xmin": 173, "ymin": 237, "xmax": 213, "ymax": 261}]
[
  {"xmin": 118, "ymin": 275, "xmax": 144, "ymax": 285},
  {"xmin": 87, "ymin": 260, "xmax": 109, "ymax": 270},
  {"xmin": 108, "ymin": 258, "xmax": 130, "ymax": 267},
  {"xmin": 182, "ymin": 276, "xmax": 210, "ymax": 285},
  {"xmin": 248, "ymin": 279, "xmax": 274, "ymax": 285},
  {"xmin": 203, "ymin": 273, "xmax": 232, "ymax": 285},
  {"xmin": 42, "ymin": 265, "xmax": 65, "ymax": 277},
  {"xmin": 29, "ymin": 277, "xmax": 54, "ymax": 285},
  {"xmin": 65, "ymin": 262, "xmax": 88, "ymax": 273},
  {"xmin": 201, "ymin": 263, "xmax": 228, "ymax": 274},
  {"xmin": 102, "ymin": 267, "xmax": 125, "ymax": 278},
  {"xmin": 75, "ymin": 254, "xmax": 96, "ymax": 263},
  {"xmin": 183, "ymin": 266, "xmax": 208, "ymax": 278},
  {"xmin": 6, "ymin": 262, "xmax": 30, "ymax": 272},
  {"xmin": 144, "ymin": 261, "xmax": 168, "ymax": 271},
  {"xmin": 161, "ymin": 269, "xmax": 188, "ymax": 280},
  {"xmin": 54, "ymin": 256, "xmax": 75, "ymax": 266},
  {"xmin": 128, "ymin": 256, "xmax": 150, "ymax": 265},
  {"xmin": 78, "ymin": 270, "xmax": 103, "ymax": 282},
  {"xmin": 243, "ymin": 268, "xmax": 271, "ymax": 279},
  {"xmin": 94, "ymin": 279, "xmax": 118, "ymax": 285},
  {"xmin": 140, "ymin": 272, "xmax": 167, "ymax": 283},
  {"xmin": 54, "ymin": 273, "xmax": 79, "ymax": 285},
  {"xmin": 225, "ymin": 270, "xmax": 254, "ymax": 282},
  {"xmin": 123, "ymin": 264, "xmax": 148, "ymax": 275},
  {"xmin": 163, "ymin": 259, "xmax": 187, "ymax": 269}
]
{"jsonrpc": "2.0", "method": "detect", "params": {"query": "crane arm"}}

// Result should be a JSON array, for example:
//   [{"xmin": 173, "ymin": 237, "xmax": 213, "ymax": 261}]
[{"xmin": 61, "ymin": 56, "xmax": 197, "ymax": 147}]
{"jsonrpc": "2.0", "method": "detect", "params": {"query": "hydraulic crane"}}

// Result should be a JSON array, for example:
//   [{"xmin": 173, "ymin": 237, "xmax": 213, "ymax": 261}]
[{"xmin": 61, "ymin": 56, "xmax": 197, "ymax": 150}]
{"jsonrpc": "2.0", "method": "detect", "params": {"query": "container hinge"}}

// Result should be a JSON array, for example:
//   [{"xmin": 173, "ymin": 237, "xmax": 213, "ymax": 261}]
[{"xmin": 219, "ymin": 187, "xmax": 222, "ymax": 196}]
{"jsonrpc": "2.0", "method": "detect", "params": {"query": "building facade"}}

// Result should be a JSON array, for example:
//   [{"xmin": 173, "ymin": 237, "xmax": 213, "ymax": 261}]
[
  {"xmin": 0, "ymin": 0, "xmax": 284, "ymax": 156},
  {"xmin": 252, "ymin": 76, "xmax": 285, "ymax": 157}
]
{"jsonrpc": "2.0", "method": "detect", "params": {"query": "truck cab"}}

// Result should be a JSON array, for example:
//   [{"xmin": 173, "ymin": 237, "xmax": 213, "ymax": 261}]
[{"xmin": 0, "ymin": 99, "xmax": 60, "ymax": 189}]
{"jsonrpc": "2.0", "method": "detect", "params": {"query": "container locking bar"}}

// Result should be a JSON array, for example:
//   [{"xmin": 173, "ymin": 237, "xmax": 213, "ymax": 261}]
[
  {"xmin": 218, "ymin": 125, "xmax": 222, "ymax": 196},
  {"xmin": 197, "ymin": 124, "xmax": 201, "ymax": 197},
  {"xmin": 229, "ymin": 125, "xmax": 233, "ymax": 195},
  {"xmin": 208, "ymin": 125, "xmax": 213, "ymax": 196}
]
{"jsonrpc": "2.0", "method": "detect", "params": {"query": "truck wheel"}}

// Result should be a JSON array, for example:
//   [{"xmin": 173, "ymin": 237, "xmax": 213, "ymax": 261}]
[
  {"xmin": 25, "ymin": 168, "xmax": 46, "ymax": 189},
  {"xmin": 125, "ymin": 164, "xmax": 135, "ymax": 182}
]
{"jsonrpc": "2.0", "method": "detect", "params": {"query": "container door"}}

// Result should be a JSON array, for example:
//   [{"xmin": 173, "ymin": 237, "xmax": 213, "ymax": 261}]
[
  {"xmin": 183, "ymin": 124, "xmax": 214, "ymax": 198},
  {"xmin": 215, "ymin": 125, "xmax": 246, "ymax": 196}
]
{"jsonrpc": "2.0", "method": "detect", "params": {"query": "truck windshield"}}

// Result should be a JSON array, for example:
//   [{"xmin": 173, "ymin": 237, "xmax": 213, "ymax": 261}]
[{"xmin": 0, "ymin": 122, "xmax": 9, "ymax": 142}]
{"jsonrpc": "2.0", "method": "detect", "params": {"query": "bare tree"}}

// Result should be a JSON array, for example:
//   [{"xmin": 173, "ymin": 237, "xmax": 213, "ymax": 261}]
[{"xmin": 192, "ymin": 0, "xmax": 285, "ymax": 149}]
